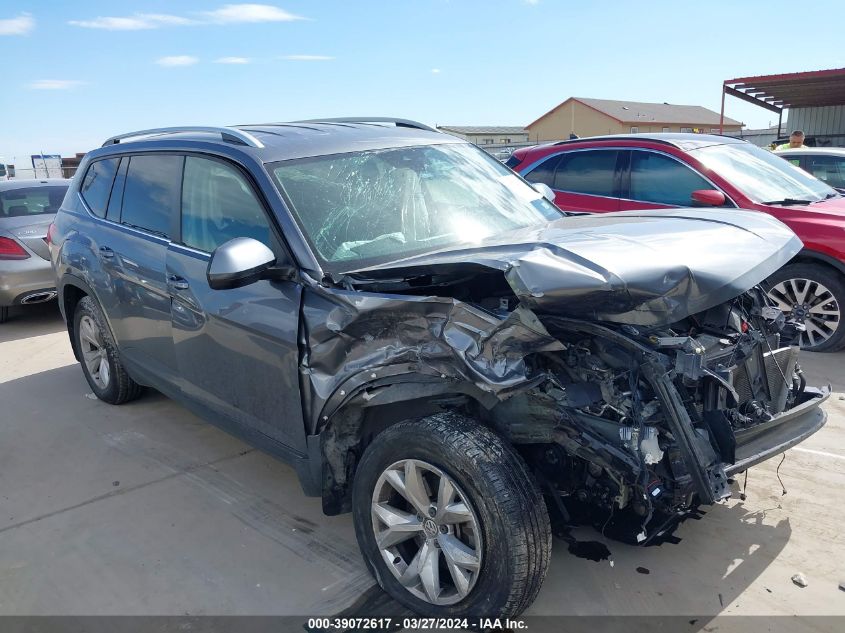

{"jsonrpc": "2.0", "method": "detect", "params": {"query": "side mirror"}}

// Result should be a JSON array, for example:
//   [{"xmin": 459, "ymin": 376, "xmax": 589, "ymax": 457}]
[
  {"xmin": 532, "ymin": 182, "xmax": 556, "ymax": 203},
  {"xmin": 691, "ymin": 189, "xmax": 726, "ymax": 207},
  {"xmin": 207, "ymin": 237, "xmax": 276, "ymax": 290}
]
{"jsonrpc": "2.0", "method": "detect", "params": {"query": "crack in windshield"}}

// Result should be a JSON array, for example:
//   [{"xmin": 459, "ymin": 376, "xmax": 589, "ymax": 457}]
[{"xmin": 270, "ymin": 144, "xmax": 562, "ymax": 271}]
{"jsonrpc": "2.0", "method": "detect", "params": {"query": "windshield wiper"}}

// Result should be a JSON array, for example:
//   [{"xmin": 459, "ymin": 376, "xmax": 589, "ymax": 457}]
[
  {"xmin": 762, "ymin": 198, "xmax": 813, "ymax": 206},
  {"xmin": 824, "ymin": 192, "xmax": 841, "ymax": 200}
]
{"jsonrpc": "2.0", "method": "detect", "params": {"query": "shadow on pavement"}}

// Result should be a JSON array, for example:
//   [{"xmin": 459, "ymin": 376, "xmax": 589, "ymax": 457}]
[{"xmin": 0, "ymin": 300, "xmax": 65, "ymax": 343}]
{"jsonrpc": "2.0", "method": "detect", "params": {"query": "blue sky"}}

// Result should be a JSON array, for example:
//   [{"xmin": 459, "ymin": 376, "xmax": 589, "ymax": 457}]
[{"xmin": 2, "ymin": 0, "xmax": 844, "ymax": 163}]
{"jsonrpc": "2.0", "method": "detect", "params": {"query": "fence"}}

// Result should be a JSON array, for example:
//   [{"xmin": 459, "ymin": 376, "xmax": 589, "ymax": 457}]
[{"xmin": 3, "ymin": 166, "xmax": 79, "ymax": 180}]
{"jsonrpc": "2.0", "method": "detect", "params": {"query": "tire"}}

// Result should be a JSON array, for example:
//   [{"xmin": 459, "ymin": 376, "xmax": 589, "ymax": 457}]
[
  {"xmin": 765, "ymin": 263, "xmax": 845, "ymax": 352},
  {"xmin": 0, "ymin": 306, "xmax": 8, "ymax": 324},
  {"xmin": 74, "ymin": 296, "xmax": 143, "ymax": 404},
  {"xmin": 352, "ymin": 412, "xmax": 551, "ymax": 617}
]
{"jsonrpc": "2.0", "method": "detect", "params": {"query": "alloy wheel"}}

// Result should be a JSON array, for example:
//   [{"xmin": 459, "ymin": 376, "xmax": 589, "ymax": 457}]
[
  {"xmin": 79, "ymin": 315, "xmax": 111, "ymax": 389},
  {"xmin": 371, "ymin": 459, "xmax": 482, "ymax": 605},
  {"xmin": 767, "ymin": 277, "xmax": 841, "ymax": 348}
]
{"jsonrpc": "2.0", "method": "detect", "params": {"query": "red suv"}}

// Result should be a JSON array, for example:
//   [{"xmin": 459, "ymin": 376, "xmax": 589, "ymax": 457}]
[{"xmin": 510, "ymin": 134, "xmax": 845, "ymax": 352}]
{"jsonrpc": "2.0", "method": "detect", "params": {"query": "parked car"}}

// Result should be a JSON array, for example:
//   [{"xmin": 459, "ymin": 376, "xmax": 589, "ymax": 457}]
[
  {"xmin": 491, "ymin": 146, "xmax": 515, "ymax": 161},
  {"xmin": 0, "ymin": 178, "xmax": 68, "ymax": 323},
  {"xmin": 510, "ymin": 134, "xmax": 845, "ymax": 351},
  {"xmin": 50, "ymin": 121, "xmax": 828, "ymax": 617},
  {"xmin": 776, "ymin": 147, "xmax": 845, "ymax": 192}
]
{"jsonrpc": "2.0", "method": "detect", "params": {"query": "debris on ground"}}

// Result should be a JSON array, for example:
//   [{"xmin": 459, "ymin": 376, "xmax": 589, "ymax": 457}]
[
  {"xmin": 791, "ymin": 573, "xmax": 808, "ymax": 588},
  {"xmin": 839, "ymin": 580, "xmax": 845, "ymax": 592}
]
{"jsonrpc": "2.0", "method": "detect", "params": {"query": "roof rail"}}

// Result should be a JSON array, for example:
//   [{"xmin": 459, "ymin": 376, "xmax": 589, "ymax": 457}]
[
  {"xmin": 290, "ymin": 117, "xmax": 437, "ymax": 133},
  {"xmin": 102, "ymin": 126, "xmax": 264, "ymax": 148}
]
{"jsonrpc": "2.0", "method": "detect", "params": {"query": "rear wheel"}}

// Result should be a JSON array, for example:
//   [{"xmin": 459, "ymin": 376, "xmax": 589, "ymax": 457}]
[
  {"xmin": 74, "ymin": 296, "xmax": 143, "ymax": 404},
  {"xmin": 0, "ymin": 306, "xmax": 8, "ymax": 324},
  {"xmin": 352, "ymin": 413, "xmax": 551, "ymax": 617},
  {"xmin": 766, "ymin": 263, "xmax": 845, "ymax": 352}
]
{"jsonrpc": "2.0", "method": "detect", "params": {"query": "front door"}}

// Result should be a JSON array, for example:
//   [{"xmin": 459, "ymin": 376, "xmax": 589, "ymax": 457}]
[{"xmin": 166, "ymin": 154, "xmax": 306, "ymax": 453}]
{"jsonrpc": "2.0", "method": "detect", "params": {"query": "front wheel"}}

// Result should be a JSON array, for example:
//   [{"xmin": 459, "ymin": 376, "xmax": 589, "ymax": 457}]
[
  {"xmin": 0, "ymin": 306, "xmax": 8, "ymax": 324},
  {"xmin": 352, "ymin": 413, "xmax": 551, "ymax": 617},
  {"xmin": 766, "ymin": 263, "xmax": 845, "ymax": 352}
]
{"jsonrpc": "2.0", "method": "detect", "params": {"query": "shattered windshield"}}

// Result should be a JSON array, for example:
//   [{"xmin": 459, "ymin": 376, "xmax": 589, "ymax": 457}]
[
  {"xmin": 691, "ymin": 142, "xmax": 836, "ymax": 203},
  {"xmin": 271, "ymin": 143, "xmax": 562, "ymax": 270}
]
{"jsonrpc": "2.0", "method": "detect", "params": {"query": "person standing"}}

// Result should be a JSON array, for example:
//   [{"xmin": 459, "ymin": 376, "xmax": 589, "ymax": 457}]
[{"xmin": 776, "ymin": 130, "xmax": 807, "ymax": 150}]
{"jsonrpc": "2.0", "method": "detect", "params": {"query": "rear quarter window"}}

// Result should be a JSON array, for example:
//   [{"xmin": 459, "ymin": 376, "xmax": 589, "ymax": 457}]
[{"xmin": 80, "ymin": 158, "xmax": 120, "ymax": 218}]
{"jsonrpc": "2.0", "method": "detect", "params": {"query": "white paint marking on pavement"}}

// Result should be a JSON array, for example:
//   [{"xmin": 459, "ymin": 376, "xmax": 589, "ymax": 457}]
[{"xmin": 792, "ymin": 447, "xmax": 845, "ymax": 461}]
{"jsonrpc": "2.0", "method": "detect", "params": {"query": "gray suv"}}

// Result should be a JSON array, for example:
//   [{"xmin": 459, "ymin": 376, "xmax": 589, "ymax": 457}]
[{"xmin": 50, "ymin": 119, "xmax": 828, "ymax": 617}]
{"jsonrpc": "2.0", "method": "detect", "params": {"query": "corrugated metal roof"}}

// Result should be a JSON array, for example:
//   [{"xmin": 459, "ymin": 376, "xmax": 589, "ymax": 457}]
[
  {"xmin": 528, "ymin": 97, "xmax": 742, "ymax": 128},
  {"xmin": 437, "ymin": 125, "xmax": 528, "ymax": 135},
  {"xmin": 725, "ymin": 68, "xmax": 845, "ymax": 109}
]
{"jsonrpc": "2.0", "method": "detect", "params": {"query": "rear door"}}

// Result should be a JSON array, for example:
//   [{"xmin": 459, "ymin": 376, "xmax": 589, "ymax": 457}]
[
  {"xmin": 166, "ymin": 154, "xmax": 306, "ymax": 452},
  {"xmin": 90, "ymin": 154, "xmax": 181, "ymax": 382},
  {"xmin": 521, "ymin": 150, "xmax": 622, "ymax": 212},
  {"xmin": 620, "ymin": 149, "xmax": 718, "ymax": 210}
]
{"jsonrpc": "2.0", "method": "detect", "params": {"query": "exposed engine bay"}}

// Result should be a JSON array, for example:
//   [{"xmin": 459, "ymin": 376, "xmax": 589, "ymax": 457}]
[
  {"xmin": 305, "ymin": 208, "xmax": 828, "ymax": 544},
  {"xmin": 484, "ymin": 287, "xmax": 824, "ymax": 543}
]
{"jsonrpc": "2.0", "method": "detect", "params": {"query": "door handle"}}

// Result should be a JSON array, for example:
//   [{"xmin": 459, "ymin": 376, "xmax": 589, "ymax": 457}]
[
  {"xmin": 99, "ymin": 246, "xmax": 114, "ymax": 259},
  {"xmin": 167, "ymin": 274, "xmax": 190, "ymax": 291}
]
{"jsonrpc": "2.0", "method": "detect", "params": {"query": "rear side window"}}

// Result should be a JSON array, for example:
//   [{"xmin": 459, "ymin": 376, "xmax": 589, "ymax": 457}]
[
  {"xmin": 553, "ymin": 150, "xmax": 619, "ymax": 197},
  {"xmin": 121, "ymin": 155, "xmax": 183, "ymax": 238},
  {"xmin": 80, "ymin": 158, "xmax": 119, "ymax": 218},
  {"xmin": 181, "ymin": 156, "xmax": 272, "ymax": 252},
  {"xmin": 629, "ymin": 151, "xmax": 711, "ymax": 206},
  {"xmin": 523, "ymin": 154, "xmax": 562, "ymax": 187}
]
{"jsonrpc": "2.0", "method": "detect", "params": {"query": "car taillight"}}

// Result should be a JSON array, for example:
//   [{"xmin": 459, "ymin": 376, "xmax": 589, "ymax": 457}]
[
  {"xmin": 46, "ymin": 222, "xmax": 57, "ymax": 245},
  {"xmin": 0, "ymin": 236, "xmax": 30, "ymax": 260}
]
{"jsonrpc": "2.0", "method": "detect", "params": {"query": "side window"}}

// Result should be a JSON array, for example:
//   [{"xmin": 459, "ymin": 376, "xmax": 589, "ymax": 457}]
[
  {"xmin": 80, "ymin": 158, "xmax": 119, "ymax": 218},
  {"xmin": 181, "ymin": 156, "xmax": 272, "ymax": 253},
  {"xmin": 553, "ymin": 150, "xmax": 619, "ymax": 197},
  {"xmin": 806, "ymin": 155, "xmax": 845, "ymax": 189},
  {"xmin": 523, "ymin": 154, "xmax": 562, "ymax": 187},
  {"xmin": 121, "ymin": 155, "xmax": 182, "ymax": 238},
  {"xmin": 629, "ymin": 151, "xmax": 712, "ymax": 206},
  {"xmin": 106, "ymin": 158, "xmax": 127, "ymax": 221}
]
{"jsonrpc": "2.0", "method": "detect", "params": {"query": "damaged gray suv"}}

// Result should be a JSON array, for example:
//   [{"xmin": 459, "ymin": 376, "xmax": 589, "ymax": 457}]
[{"xmin": 51, "ymin": 119, "xmax": 829, "ymax": 617}]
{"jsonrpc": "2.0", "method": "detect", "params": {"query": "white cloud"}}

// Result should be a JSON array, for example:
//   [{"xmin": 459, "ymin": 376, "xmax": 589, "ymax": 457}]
[
  {"xmin": 431, "ymin": 68, "xmax": 441, "ymax": 74},
  {"xmin": 0, "ymin": 13, "xmax": 34, "ymax": 35},
  {"xmin": 215, "ymin": 56, "xmax": 251, "ymax": 64},
  {"xmin": 203, "ymin": 4, "xmax": 303, "ymax": 24},
  {"xmin": 156, "ymin": 55, "xmax": 199, "ymax": 67},
  {"xmin": 524, "ymin": 0, "xmax": 540, "ymax": 5},
  {"xmin": 26, "ymin": 79, "xmax": 85, "ymax": 90},
  {"xmin": 70, "ymin": 5, "xmax": 303, "ymax": 31},
  {"xmin": 281, "ymin": 54, "xmax": 333, "ymax": 61},
  {"xmin": 69, "ymin": 13, "xmax": 195, "ymax": 30}
]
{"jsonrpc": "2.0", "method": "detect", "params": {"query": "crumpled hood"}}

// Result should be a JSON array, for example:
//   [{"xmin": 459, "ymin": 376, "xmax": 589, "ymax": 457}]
[{"xmin": 347, "ymin": 208, "xmax": 803, "ymax": 326}]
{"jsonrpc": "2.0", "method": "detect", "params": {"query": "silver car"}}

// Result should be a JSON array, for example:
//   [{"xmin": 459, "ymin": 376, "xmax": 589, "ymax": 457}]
[{"xmin": 0, "ymin": 179, "xmax": 69, "ymax": 323}]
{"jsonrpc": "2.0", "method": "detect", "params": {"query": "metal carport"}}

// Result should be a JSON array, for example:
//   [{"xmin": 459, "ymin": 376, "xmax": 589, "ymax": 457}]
[{"xmin": 719, "ymin": 67, "xmax": 845, "ymax": 137}]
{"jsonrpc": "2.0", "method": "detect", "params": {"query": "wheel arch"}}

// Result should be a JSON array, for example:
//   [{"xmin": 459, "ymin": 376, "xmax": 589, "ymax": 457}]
[
  {"xmin": 314, "ymin": 368, "xmax": 499, "ymax": 515},
  {"xmin": 59, "ymin": 274, "xmax": 95, "ymax": 362},
  {"xmin": 789, "ymin": 249, "xmax": 845, "ymax": 277}
]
